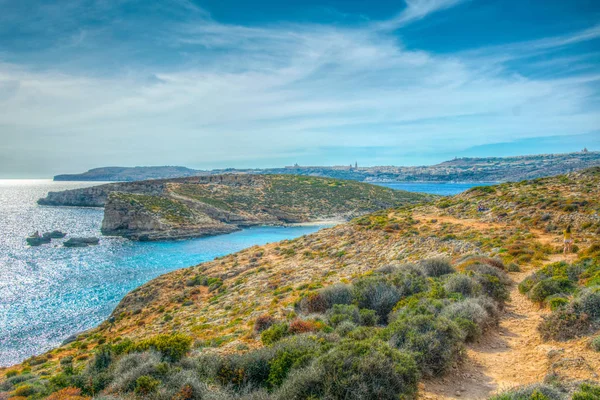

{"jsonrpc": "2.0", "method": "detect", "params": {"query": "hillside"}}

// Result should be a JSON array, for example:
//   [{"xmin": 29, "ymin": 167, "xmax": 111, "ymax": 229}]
[
  {"xmin": 4, "ymin": 168, "xmax": 600, "ymax": 399},
  {"xmin": 53, "ymin": 166, "xmax": 204, "ymax": 181},
  {"xmin": 51, "ymin": 151, "xmax": 600, "ymax": 183},
  {"xmin": 39, "ymin": 175, "xmax": 431, "ymax": 240}
]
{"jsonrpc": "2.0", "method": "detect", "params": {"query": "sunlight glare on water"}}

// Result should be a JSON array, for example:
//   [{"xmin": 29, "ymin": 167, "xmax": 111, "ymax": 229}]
[{"xmin": 0, "ymin": 180, "xmax": 331, "ymax": 367}]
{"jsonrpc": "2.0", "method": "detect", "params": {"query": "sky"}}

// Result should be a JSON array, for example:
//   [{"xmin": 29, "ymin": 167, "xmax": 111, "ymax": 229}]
[{"xmin": 0, "ymin": 0, "xmax": 599, "ymax": 177}]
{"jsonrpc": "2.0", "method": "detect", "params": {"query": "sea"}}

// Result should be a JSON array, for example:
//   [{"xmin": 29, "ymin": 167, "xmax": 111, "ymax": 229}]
[{"xmin": 0, "ymin": 179, "xmax": 488, "ymax": 367}]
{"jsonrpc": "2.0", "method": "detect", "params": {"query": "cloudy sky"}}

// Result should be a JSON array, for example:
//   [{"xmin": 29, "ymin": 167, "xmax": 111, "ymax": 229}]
[{"xmin": 1, "ymin": 0, "xmax": 599, "ymax": 177}]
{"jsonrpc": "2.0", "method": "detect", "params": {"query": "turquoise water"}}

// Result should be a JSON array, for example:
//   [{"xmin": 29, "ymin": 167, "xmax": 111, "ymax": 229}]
[
  {"xmin": 0, "ymin": 179, "xmax": 487, "ymax": 367},
  {"xmin": 0, "ymin": 180, "xmax": 332, "ymax": 367},
  {"xmin": 375, "ymin": 181, "xmax": 494, "ymax": 195}
]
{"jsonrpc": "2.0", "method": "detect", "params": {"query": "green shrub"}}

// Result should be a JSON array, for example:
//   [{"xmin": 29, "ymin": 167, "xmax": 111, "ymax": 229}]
[
  {"xmin": 420, "ymin": 258, "xmax": 455, "ymax": 277},
  {"xmin": 538, "ymin": 308, "xmax": 594, "ymax": 341},
  {"xmin": 353, "ymin": 277, "xmax": 401, "ymax": 322},
  {"xmin": 390, "ymin": 268, "xmax": 429, "ymax": 297},
  {"xmin": 573, "ymin": 383, "xmax": 600, "ymax": 400},
  {"xmin": 444, "ymin": 274, "xmax": 479, "ymax": 297},
  {"xmin": 546, "ymin": 296, "xmax": 569, "ymax": 311},
  {"xmin": 442, "ymin": 299, "xmax": 496, "ymax": 341},
  {"xmin": 273, "ymin": 365, "xmax": 325, "ymax": 400},
  {"xmin": 467, "ymin": 264, "xmax": 510, "ymax": 303},
  {"xmin": 573, "ymin": 287, "xmax": 600, "ymax": 320},
  {"xmin": 335, "ymin": 320, "xmax": 358, "ymax": 337},
  {"xmin": 488, "ymin": 383, "xmax": 565, "ymax": 400},
  {"xmin": 319, "ymin": 283, "xmax": 354, "ymax": 308},
  {"xmin": 591, "ymin": 335, "xmax": 600, "ymax": 352},
  {"xmin": 267, "ymin": 337, "xmax": 320, "ymax": 388},
  {"xmin": 4, "ymin": 370, "xmax": 18, "ymax": 378},
  {"xmin": 326, "ymin": 304, "xmax": 360, "ymax": 327},
  {"xmin": 528, "ymin": 278, "xmax": 574, "ymax": 303},
  {"xmin": 261, "ymin": 323, "xmax": 290, "ymax": 345},
  {"xmin": 134, "ymin": 375, "xmax": 160, "ymax": 395},
  {"xmin": 359, "ymin": 309, "xmax": 379, "ymax": 326},
  {"xmin": 385, "ymin": 314, "xmax": 463, "ymax": 376},
  {"xmin": 218, "ymin": 347, "xmax": 274, "ymax": 390},
  {"xmin": 315, "ymin": 339, "xmax": 418, "ymax": 399},
  {"xmin": 13, "ymin": 383, "xmax": 38, "ymax": 397},
  {"xmin": 108, "ymin": 352, "xmax": 164, "ymax": 393},
  {"xmin": 90, "ymin": 345, "xmax": 113, "ymax": 372},
  {"xmin": 135, "ymin": 333, "xmax": 192, "ymax": 362}
]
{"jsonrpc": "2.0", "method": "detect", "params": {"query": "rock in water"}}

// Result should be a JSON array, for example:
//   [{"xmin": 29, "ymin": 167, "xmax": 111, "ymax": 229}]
[
  {"xmin": 26, "ymin": 231, "xmax": 52, "ymax": 246},
  {"xmin": 63, "ymin": 237, "xmax": 100, "ymax": 248},
  {"xmin": 42, "ymin": 230, "xmax": 67, "ymax": 239}
]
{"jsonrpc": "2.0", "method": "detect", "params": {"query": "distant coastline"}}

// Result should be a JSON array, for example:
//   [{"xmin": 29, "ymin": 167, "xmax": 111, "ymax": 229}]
[{"xmin": 52, "ymin": 150, "xmax": 600, "ymax": 183}]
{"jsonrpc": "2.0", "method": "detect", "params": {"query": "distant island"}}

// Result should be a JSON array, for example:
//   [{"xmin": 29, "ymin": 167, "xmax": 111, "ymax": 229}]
[
  {"xmin": 53, "ymin": 150, "xmax": 600, "ymax": 183},
  {"xmin": 40, "ymin": 175, "xmax": 431, "ymax": 240}
]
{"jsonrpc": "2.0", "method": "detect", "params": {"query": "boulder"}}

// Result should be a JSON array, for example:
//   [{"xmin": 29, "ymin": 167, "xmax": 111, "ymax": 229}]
[
  {"xmin": 64, "ymin": 237, "xmax": 100, "ymax": 248},
  {"xmin": 26, "ymin": 231, "xmax": 51, "ymax": 246},
  {"xmin": 42, "ymin": 230, "xmax": 67, "ymax": 239}
]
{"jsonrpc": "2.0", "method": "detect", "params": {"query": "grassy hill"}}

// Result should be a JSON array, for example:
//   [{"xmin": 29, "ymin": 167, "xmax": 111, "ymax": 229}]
[{"xmin": 5, "ymin": 168, "xmax": 600, "ymax": 399}]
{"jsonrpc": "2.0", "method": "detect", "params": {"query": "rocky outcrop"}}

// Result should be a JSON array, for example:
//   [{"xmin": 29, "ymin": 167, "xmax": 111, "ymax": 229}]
[
  {"xmin": 38, "ymin": 181, "xmax": 168, "ymax": 207},
  {"xmin": 100, "ymin": 193, "xmax": 238, "ymax": 241},
  {"xmin": 63, "ymin": 237, "xmax": 100, "ymax": 247},
  {"xmin": 41, "ymin": 174, "xmax": 433, "ymax": 241}
]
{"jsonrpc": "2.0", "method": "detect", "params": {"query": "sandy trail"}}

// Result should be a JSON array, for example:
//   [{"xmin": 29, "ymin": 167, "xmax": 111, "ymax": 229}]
[{"xmin": 416, "ymin": 214, "xmax": 597, "ymax": 399}]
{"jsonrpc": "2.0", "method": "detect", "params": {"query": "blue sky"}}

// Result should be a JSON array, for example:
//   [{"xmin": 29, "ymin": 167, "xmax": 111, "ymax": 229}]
[{"xmin": 0, "ymin": 0, "xmax": 599, "ymax": 177}]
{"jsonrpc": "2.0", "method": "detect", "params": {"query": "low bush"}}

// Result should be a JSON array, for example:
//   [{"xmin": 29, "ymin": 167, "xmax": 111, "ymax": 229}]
[
  {"xmin": 573, "ymin": 287, "xmax": 600, "ymax": 320},
  {"xmin": 272, "ymin": 365, "xmax": 325, "ymax": 400},
  {"xmin": 135, "ymin": 333, "xmax": 192, "ymax": 362},
  {"xmin": 444, "ymin": 274, "xmax": 479, "ymax": 297},
  {"xmin": 590, "ymin": 335, "xmax": 600, "ymax": 352},
  {"xmin": 315, "ymin": 339, "xmax": 418, "ymax": 399},
  {"xmin": 573, "ymin": 383, "xmax": 600, "ymax": 400},
  {"xmin": 108, "ymin": 351, "xmax": 164, "ymax": 393},
  {"xmin": 546, "ymin": 296, "xmax": 569, "ymax": 311},
  {"xmin": 359, "ymin": 309, "xmax": 379, "ymax": 326},
  {"xmin": 134, "ymin": 375, "xmax": 160, "ymax": 396},
  {"xmin": 538, "ymin": 308, "xmax": 594, "ymax": 341},
  {"xmin": 336, "ymin": 321, "xmax": 358, "ymax": 337},
  {"xmin": 319, "ymin": 283, "xmax": 354, "ymax": 308},
  {"xmin": 442, "ymin": 299, "xmax": 497, "ymax": 341},
  {"xmin": 488, "ymin": 383, "xmax": 566, "ymax": 400},
  {"xmin": 298, "ymin": 292, "xmax": 328, "ymax": 314},
  {"xmin": 528, "ymin": 278, "xmax": 574, "ymax": 303},
  {"xmin": 467, "ymin": 264, "xmax": 510, "ymax": 303},
  {"xmin": 390, "ymin": 268, "xmax": 428, "ymax": 297},
  {"xmin": 385, "ymin": 314, "xmax": 463, "ymax": 376},
  {"xmin": 353, "ymin": 277, "xmax": 401, "ymax": 322},
  {"xmin": 218, "ymin": 347, "xmax": 274, "ymax": 390},
  {"xmin": 326, "ymin": 304, "xmax": 360, "ymax": 327},
  {"xmin": 254, "ymin": 314, "xmax": 276, "ymax": 333},
  {"xmin": 261, "ymin": 323, "xmax": 289, "ymax": 345},
  {"xmin": 420, "ymin": 258, "xmax": 455, "ymax": 277}
]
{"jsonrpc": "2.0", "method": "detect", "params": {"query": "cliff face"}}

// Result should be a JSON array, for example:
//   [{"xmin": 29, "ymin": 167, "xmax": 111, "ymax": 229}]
[
  {"xmin": 38, "ymin": 181, "xmax": 167, "ymax": 207},
  {"xmin": 100, "ymin": 193, "xmax": 238, "ymax": 240},
  {"xmin": 41, "ymin": 174, "xmax": 432, "ymax": 241}
]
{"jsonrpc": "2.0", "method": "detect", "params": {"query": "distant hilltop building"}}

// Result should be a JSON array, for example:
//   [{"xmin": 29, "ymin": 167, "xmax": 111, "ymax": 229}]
[{"xmin": 286, "ymin": 162, "xmax": 359, "ymax": 171}]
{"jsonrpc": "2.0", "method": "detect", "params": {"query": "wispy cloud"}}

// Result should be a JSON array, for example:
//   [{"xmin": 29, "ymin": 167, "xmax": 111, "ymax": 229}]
[{"xmin": 376, "ymin": 0, "xmax": 470, "ymax": 30}]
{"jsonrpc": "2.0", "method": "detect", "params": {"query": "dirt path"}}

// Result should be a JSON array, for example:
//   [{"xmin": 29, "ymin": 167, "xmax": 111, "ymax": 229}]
[{"xmin": 417, "ymin": 213, "xmax": 596, "ymax": 399}]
